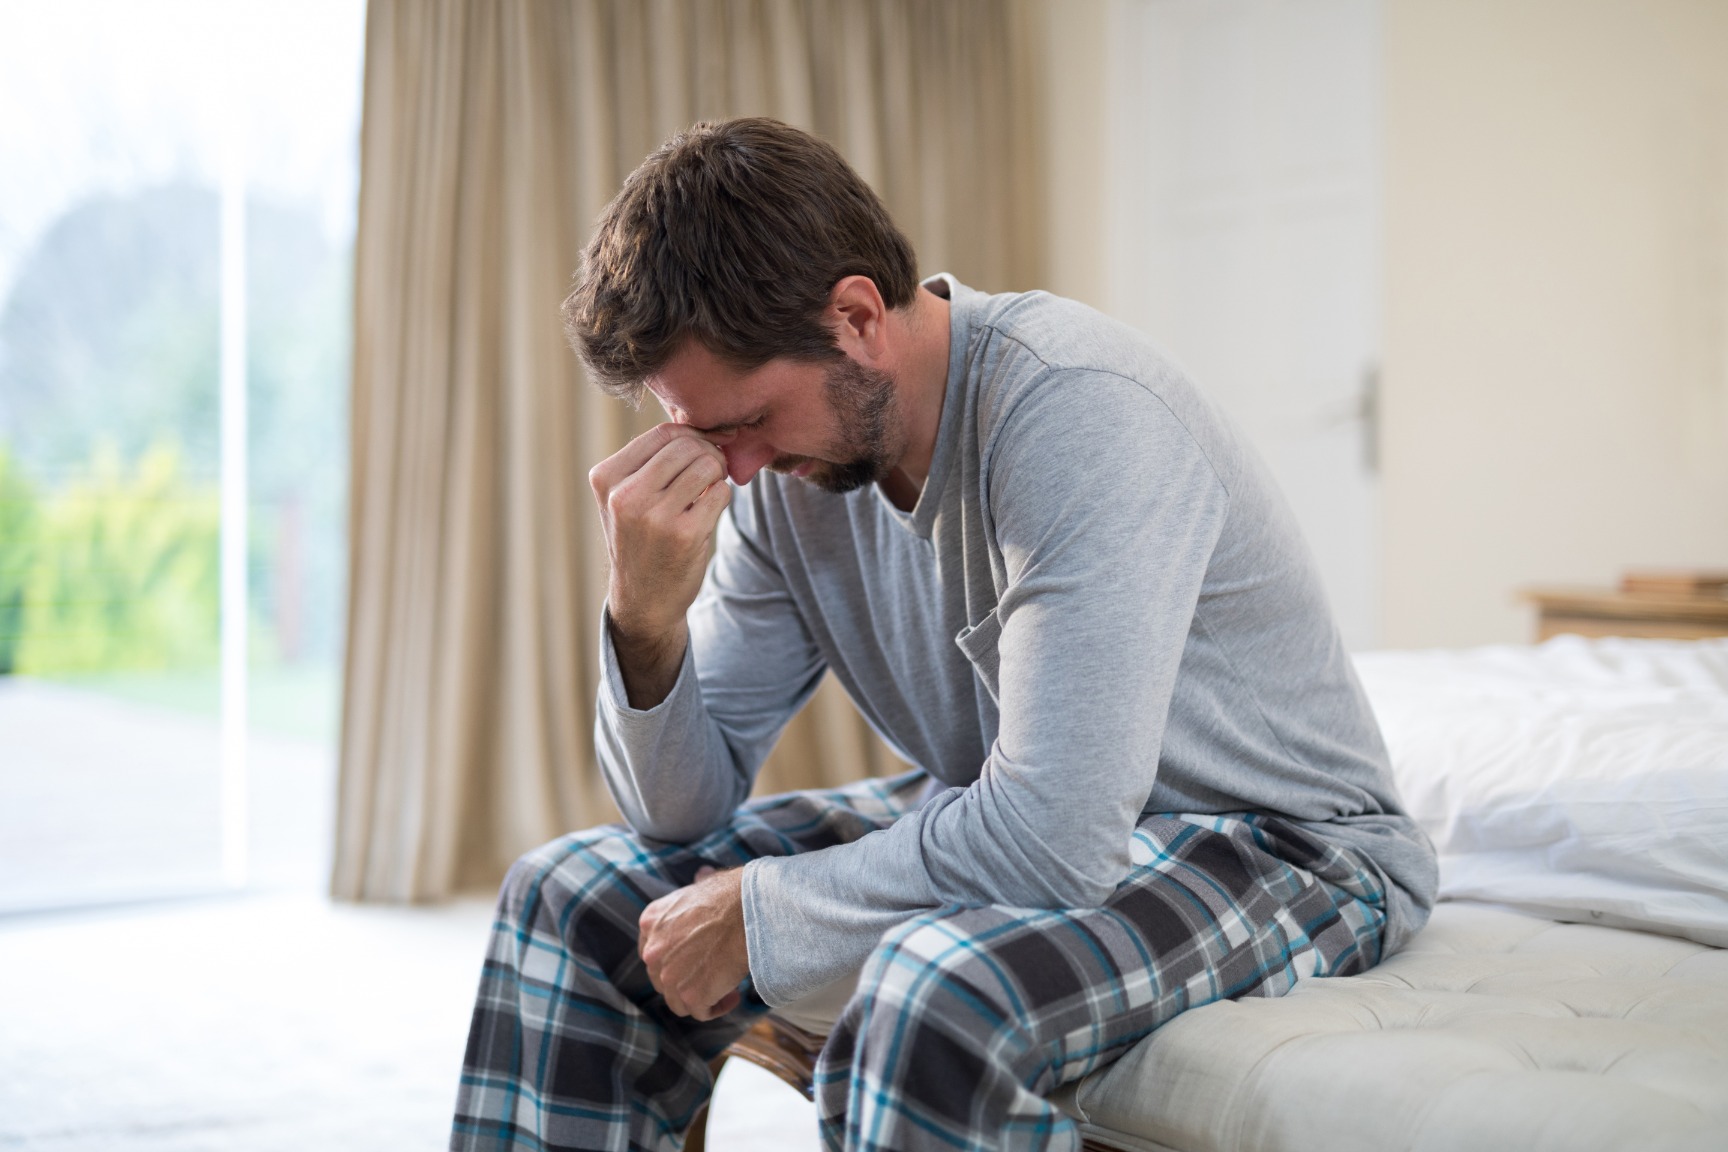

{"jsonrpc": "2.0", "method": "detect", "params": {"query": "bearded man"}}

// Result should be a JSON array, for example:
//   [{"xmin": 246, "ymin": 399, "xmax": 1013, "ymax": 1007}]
[{"xmin": 451, "ymin": 117, "xmax": 1436, "ymax": 1152}]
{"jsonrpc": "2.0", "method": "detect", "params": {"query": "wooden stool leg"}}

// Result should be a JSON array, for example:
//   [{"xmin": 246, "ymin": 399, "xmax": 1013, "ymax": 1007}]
[
  {"xmin": 707, "ymin": 1017, "xmax": 1128, "ymax": 1152},
  {"xmin": 682, "ymin": 1051, "xmax": 729, "ymax": 1152}
]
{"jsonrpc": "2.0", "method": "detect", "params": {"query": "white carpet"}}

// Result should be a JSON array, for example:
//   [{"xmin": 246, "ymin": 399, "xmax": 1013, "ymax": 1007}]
[
  {"xmin": 0, "ymin": 894, "xmax": 816, "ymax": 1151},
  {"xmin": 0, "ymin": 678, "xmax": 333, "ymax": 911}
]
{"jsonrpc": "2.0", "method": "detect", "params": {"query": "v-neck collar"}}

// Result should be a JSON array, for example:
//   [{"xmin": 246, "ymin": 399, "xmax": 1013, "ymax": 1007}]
[{"xmin": 876, "ymin": 272, "xmax": 973, "ymax": 539}]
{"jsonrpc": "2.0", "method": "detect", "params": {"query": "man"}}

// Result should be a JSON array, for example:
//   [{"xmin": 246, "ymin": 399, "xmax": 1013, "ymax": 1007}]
[{"xmin": 452, "ymin": 117, "xmax": 1436, "ymax": 1152}]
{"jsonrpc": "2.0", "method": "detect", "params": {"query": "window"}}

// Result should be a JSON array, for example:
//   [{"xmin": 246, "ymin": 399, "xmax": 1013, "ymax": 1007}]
[{"xmin": 0, "ymin": 0, "xmax": 365, "ymax": 909}]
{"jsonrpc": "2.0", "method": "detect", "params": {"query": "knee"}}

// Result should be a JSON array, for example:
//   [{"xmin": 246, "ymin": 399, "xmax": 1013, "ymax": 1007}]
[
  {"xmin": 824, "ymin": 910, "xmax": 1038, "ymax": 1105},
  {"xmin": 855, "ymin": 908, "xmax": 1021, "ymax": 1027},
  {"xmin": 495, "ymin": 824, "xmax": 639, "ymax": 927}
]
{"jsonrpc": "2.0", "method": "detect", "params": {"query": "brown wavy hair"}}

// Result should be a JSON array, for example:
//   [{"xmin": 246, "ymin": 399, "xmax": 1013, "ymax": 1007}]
[{"xmin": 564, "ymin": 118, "xmax": 919, "ymax": 403}]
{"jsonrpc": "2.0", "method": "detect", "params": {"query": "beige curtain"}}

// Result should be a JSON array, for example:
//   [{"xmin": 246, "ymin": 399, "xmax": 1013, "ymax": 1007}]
[{"xmin": 335, "ymin": 0, "xmax": 1046, "ymax": 901}]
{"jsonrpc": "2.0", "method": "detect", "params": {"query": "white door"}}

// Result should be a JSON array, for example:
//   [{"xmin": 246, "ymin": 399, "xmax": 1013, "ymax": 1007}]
[{"xmin": 1104, "ymin": 0, "xmax": 1383, "ymax": 649}]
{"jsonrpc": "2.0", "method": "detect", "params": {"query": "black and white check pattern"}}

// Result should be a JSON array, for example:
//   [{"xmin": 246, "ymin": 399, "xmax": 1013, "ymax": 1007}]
[{"xmin": 451, "ymin": 772, "xmax": 1385, "ymax": 1152}]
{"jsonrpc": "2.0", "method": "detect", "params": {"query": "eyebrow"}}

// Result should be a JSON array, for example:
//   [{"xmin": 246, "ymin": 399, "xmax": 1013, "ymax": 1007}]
[{"xmin": 687, "ymin": 410, "xmax": 765, "ymax": 435}]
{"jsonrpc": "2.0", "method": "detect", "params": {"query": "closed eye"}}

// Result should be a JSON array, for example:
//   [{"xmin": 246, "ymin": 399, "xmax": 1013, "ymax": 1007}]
[{"xmin": 703, "ymin": 413, "xmax": 769, "ymax": 435}]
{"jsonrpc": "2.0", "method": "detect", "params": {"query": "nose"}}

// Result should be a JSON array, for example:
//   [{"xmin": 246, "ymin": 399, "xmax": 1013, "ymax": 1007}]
[{"xmin": 720, "ymin": 438, "xmax": 775, "ymax": 486}]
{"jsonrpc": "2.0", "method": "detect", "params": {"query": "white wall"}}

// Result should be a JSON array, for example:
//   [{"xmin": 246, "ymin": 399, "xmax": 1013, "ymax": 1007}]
[
  {"xmin": 1382, "ymin": 0, "xmax": 1728, "ymax": 646},
  {"xmin": 1041, "ymin": 0, "xmax": 1387, "ymax": 649},
  {"xmin": 1042, "ymin": 0, "xmax": 1728, "ymax": 649}
]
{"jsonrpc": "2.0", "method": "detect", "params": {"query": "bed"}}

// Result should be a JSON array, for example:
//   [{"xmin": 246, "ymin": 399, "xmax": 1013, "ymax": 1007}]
[{"xmin": 697, "ymin": 636, "xmax": 1728, "ymax": 1151}]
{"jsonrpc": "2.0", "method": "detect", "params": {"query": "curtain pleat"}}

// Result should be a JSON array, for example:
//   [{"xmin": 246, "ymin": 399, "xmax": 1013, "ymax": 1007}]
[{"xmin": 336, "ymin": 0, "xmax": 1046, "ymax": 901}]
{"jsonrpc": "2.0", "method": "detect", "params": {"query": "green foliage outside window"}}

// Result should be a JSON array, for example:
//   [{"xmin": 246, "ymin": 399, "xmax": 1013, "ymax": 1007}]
[
  {"xmin": 0, "ymin": 441, "xmax": 219, "ymax": 675},
  {"xmin": 0, "ymin": 447, "xmax": 37, "ymax": 673},
  {"xmin": 0, "ymin": 183, "xmax": 350, "ymax": 683}
]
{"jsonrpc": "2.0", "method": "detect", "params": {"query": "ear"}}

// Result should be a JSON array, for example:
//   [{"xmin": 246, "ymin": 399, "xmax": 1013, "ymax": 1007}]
[{"xmin": 826, "ymin": 276, "xmax": 890, "ymax": 364}]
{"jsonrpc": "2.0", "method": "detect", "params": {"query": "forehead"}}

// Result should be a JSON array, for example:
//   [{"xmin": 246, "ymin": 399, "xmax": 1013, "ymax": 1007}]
[
  {"xmin": 645, "ymin": 339, "xmax": 820, "ymax": 424},
  {"xmin": 645, "ymin": 340, "xmax": 749, "ymax": 412}
]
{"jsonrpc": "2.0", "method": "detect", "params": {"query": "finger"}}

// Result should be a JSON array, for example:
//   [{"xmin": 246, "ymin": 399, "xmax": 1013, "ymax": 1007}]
[
  {"xmin": 637, "ymin": 906, "xmax": 667, "ymax": 976},
  {"xmin": 684, "ymin": 470, "xmax": 733, "ymax": 525},
  {"xmin": 663, "ymin": 974, "xmax": 691, "ymax": 1016},
  {"xmin": 641, "ymin": 948, "xmax": 686, "ymax": 1015},
  {"xmin": 589, "ymin": 423, "xmax": 714, "ymax": 494},
  {"xmin": 611, "ymin": 433, "xmax": 714, "ymax": 499},
  {"xmin": 694, "ymin": 865, "xmax": 717, "ymax": 882},
  {"xmin": 693, "ymin": 988, "xmax": 741, "ymax": 1022},
  {"xmin": 613, "ymin": 440, "xmax": 726, "ymax": 516},
  {"xmin": 662, "ymin": 449, "xmax": 728, "ymax": 512}
]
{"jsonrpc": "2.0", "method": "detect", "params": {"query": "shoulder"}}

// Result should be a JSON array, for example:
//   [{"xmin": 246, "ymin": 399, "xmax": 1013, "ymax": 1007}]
[
  {"xmin": 964, "ymin": 289, "xmax": 1175, "ymax": 391},
  {"xmin": 958, "ymin": 291, "xmax": 1243, "ymax": 497}
]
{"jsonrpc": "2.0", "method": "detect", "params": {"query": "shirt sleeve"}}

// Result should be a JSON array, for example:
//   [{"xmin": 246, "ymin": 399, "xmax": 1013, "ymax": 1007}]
[
  {"xmin": 594, "ymin": 486, "xmax": 827, "ymax": 844},
  {"xmin": 742, "ymin": 369, "xmax": 1232, "ymax": 1004}
]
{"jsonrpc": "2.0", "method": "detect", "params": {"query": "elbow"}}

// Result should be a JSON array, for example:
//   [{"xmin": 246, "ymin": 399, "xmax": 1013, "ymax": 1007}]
[
  {"xmin": 616, "ymin": 780, "xmax": 741, "ymax": 845},
  {"xmin": 989, "ymin": 838, "xmax": 1129, "ymax": 910},
  {"xmin": 1042, "ymin": 834, "xmax": 1132, "ymax": 908},
  {"xmin": 1045, "ymin": 869, "xmax": 1120, "ymax": 911},
  {"xmin": 1076, "ymin": 874, "xmax": 1121, "ymax": 909},
  {"xmin": 599, "ymin": 763, "xmax": 740, "ymax": 846},
  {"xmin": 628, "ymin": 810, "xmax": 724, "ymax": 846}
]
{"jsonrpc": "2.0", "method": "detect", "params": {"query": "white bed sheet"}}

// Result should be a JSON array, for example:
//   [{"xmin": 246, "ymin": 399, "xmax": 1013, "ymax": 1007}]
[
  {"xmin": 767, "ymin": 637, "xmax": 1728, "ymax": 1150},
  {"xmin": 1353, "ymin": 636, "xmax": 1728, "ymax": 947}
]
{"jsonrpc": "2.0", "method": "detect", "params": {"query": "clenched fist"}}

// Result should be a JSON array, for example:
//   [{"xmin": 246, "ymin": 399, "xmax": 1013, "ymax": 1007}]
[
  {"xmin": 588, "ymin": 423, "xmax": 732, "ymax": 708},
  {"xmin": 638, "ymin": 865, "xmax": 749, "ymax": 1020}
]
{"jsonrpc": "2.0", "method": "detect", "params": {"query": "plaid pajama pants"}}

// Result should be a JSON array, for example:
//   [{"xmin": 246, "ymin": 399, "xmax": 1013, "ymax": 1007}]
[{"xmin": 451, "ymin": 770, "xmax": 1387, "ymax": 1152}]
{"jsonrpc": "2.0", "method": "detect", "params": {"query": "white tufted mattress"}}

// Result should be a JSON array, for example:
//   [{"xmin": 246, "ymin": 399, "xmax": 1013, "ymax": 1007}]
[{"xmin": 1056, "ymin": 900, "xmax": 1728, "ymax": 1152}]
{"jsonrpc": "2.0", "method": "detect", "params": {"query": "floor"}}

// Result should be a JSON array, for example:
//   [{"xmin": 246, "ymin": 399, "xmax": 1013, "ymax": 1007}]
[
  {"xmin": 0, "ymin": 677, "xmax": 332, "ymax": 911},
  {"xmin": 0, "ymin": 893, "xmax": 818, "ymax": 1151},
  {"xmin": 0, "ymin": 678, "xmax": 817, "ymax": 1149}
]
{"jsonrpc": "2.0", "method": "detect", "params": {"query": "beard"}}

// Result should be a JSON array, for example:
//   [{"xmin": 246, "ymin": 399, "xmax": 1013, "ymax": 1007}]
[{"xmin": 771, "ymin": 357, "xmax": 899, "ymax": 494}]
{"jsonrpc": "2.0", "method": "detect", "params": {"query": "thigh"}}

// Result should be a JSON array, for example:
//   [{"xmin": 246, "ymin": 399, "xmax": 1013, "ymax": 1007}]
[
  {"xmin": 461, "ymin": 768, "xmax": 934, "ymax": 1115},
  {"xmin": 847, "ymin": 811, "xmax": 1387, "ymax": 1090}
]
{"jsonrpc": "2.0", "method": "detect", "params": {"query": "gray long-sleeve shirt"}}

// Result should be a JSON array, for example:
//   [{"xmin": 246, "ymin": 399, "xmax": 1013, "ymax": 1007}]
[{"xmin": 597, "ymin": 276, "xmax": 1438, "ymax": 1006}]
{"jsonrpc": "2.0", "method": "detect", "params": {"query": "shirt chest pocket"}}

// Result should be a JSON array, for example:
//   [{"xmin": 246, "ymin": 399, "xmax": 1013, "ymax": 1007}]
[{"xmin": 953, "ymin": 607, "xmax": 1003, "ymax": 706}]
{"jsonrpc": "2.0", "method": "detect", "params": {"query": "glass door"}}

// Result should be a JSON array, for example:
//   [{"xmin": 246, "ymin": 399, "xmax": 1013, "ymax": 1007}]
[{"xmin": 0, "ymin": 0, "xmax": 364, "ymax": 910}]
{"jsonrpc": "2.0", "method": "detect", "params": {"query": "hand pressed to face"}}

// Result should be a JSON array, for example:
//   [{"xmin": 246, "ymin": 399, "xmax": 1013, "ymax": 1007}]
[
  {"xmin": 588, "ymin": 422, "xmax": 731, "ymax": 644},
  {"xmin": 638, "ymin": 866, "xmax": 750, "ymax": 1020}
]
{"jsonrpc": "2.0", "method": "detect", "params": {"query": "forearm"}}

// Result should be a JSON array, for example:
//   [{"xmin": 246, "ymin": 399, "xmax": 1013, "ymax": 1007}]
[
  {"xmin": 606, "ymin": 608, "xmax": 688, "ymax": 711},
  {"xmin": 741, "ymin": 773, "xmax": 1141, "ymax": 1005},
  {"xmin": 594, "ymin": 485, "xmax": 829, "ymax": 843},
  {"xmin": 596, "ymin": 616, "xmax": 752, "ymax": 842}
]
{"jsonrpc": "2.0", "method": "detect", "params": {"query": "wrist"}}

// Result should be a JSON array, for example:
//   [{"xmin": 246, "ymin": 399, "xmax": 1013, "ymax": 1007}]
[{"xmin": 606, "ymin": 607, "xmax": 688, "ymax": 710}]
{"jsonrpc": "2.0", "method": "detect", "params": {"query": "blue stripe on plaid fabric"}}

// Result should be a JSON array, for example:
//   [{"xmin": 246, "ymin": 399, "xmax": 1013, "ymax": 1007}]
[
  {"xmin": 813, "ymin": 810, "xmax": 1384, "ymax": 1152},
  {"xmin": 451, "ymin": 777, "xmax": 1385, "ymax": 1152},
  {"xmin": 452, "ymin": 772, "xmax": 933, "ymax": 1152}
]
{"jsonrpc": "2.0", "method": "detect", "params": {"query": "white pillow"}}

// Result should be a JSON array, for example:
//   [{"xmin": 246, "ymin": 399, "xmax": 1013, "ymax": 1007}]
[{"xmin": 1353, "ymin": 636, "xmax": 1728, "ymax": 947}]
